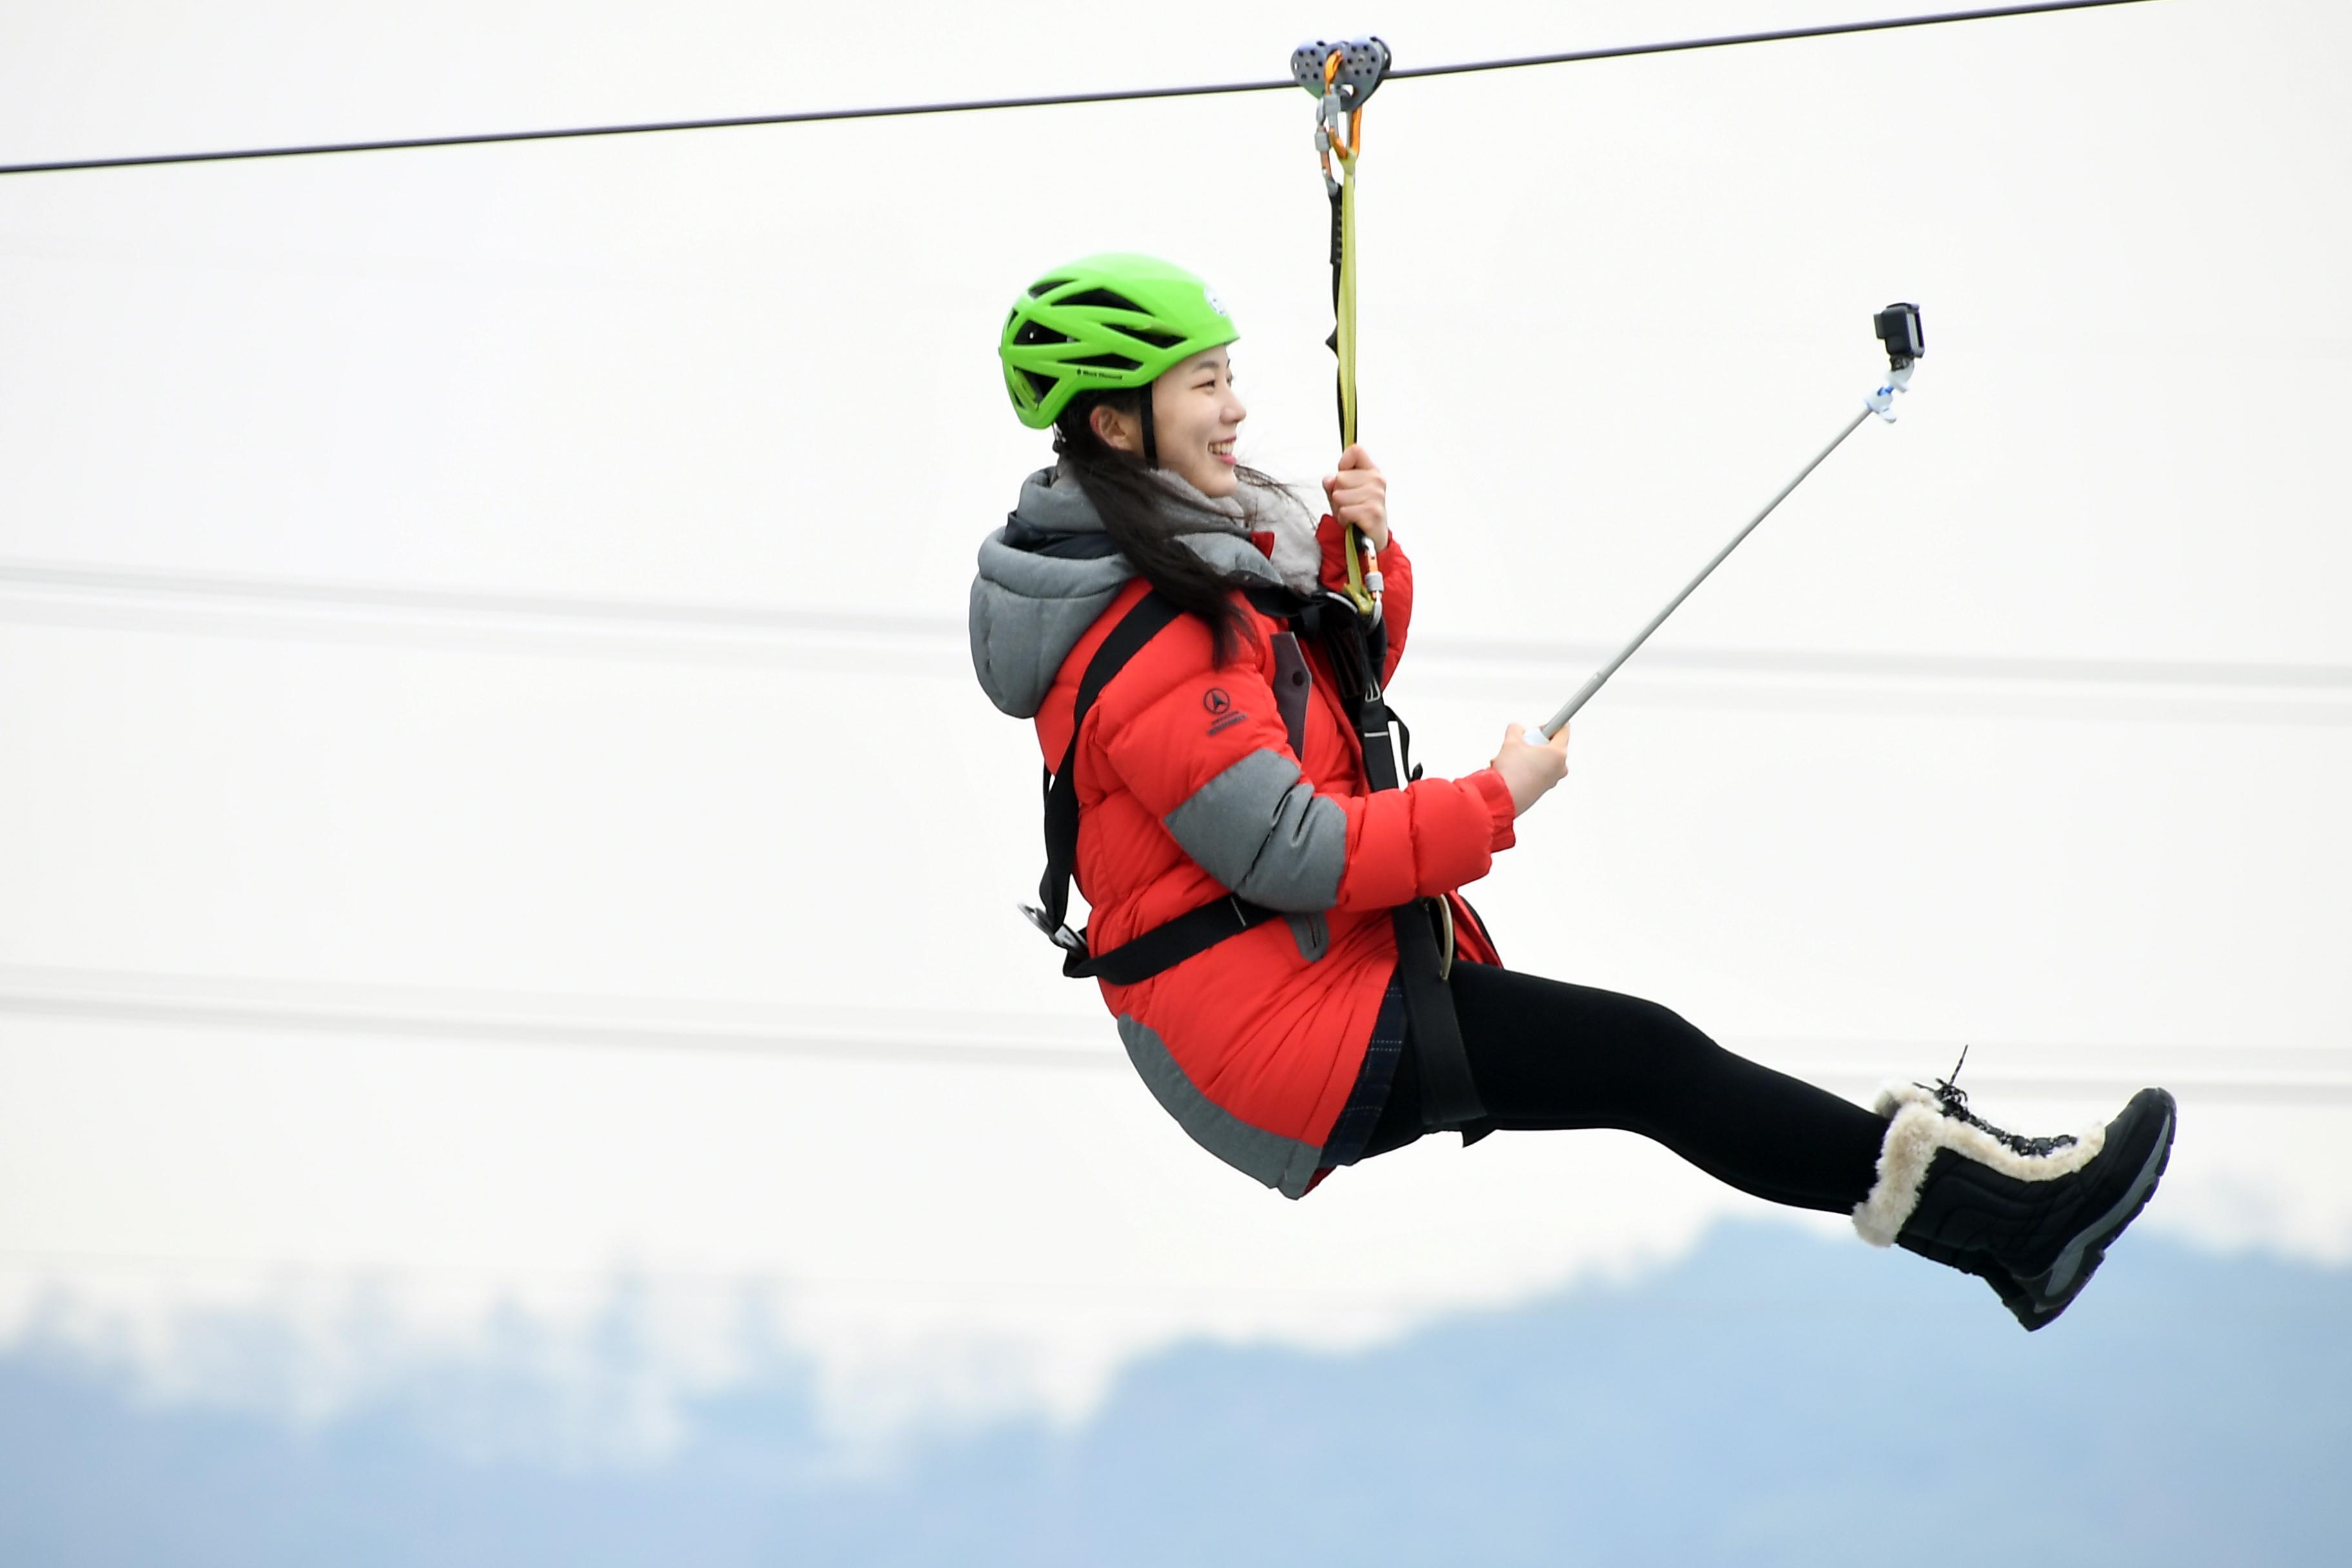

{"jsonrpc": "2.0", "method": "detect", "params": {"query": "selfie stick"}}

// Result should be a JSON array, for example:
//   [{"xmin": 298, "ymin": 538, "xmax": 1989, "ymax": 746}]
[{"xmin": 1533, "ymin": 304, "xmax": 1925, "ymax": 740}]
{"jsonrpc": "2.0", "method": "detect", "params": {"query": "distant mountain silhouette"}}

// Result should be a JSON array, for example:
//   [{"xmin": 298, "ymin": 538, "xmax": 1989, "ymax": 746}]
[{"xmin": 3, "ymin": 1224, "xmax": 2345, "ymax": 1566}]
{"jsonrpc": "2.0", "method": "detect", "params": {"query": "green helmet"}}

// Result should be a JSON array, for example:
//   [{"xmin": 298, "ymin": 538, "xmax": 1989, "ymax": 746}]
[{"xmin": 1000, "ymin": 253, "xmax": 1240, "ymax": 429}]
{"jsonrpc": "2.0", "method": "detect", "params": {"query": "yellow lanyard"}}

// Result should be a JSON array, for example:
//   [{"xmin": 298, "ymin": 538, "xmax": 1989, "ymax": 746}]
[{"xmin": 1309, "ymin": 43, "xmax": 1381, "ymax": 618}]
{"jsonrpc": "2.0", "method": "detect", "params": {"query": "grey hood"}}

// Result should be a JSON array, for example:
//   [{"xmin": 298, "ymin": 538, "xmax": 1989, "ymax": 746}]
[{"xmin": 968, "ymin": 464, "xmax": 1322, "ymax": 719}]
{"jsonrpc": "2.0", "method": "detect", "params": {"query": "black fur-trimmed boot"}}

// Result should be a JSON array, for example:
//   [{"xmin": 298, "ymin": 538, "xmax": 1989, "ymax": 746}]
[{"xmin": 1852, "ymin": 1064, "xmax": 2177, "ymax": 1331}]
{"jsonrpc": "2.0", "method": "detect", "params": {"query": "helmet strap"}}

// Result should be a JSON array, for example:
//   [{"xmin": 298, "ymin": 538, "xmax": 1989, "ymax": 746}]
[{"xmin": 1139, "ymin": 391, "xmax": 1159, "ymax": 469}]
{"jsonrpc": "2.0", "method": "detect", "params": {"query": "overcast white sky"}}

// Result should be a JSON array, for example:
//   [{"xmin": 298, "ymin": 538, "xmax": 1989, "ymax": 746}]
[{"xmin": 3, "ymin": 0, "xmax": 2348, "ymax": 1455}]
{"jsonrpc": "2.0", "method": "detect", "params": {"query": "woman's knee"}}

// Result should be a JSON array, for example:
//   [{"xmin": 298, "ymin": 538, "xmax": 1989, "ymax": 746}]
[
  {"xmin": 1620, "ymin": 993, "xmax": 1709, "ymax": 1051},
  {"xmin": 1453, "ymin": 962, "xmax": 1712, "ymax": 1059}
]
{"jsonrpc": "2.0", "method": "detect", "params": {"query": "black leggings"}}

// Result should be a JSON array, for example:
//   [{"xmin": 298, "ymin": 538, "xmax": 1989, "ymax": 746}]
[{"xmin": 1360, "ymin": 962, "xmax": 1890, "ymax": 1215}]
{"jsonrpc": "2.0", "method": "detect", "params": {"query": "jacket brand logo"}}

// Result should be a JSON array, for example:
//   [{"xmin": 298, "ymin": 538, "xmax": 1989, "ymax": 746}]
[{"xmin": 1202, "ymin": 688, "xmax": 1232, "ymax": 715}]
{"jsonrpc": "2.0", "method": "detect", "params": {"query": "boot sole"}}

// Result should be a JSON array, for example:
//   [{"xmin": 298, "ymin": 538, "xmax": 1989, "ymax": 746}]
[{"xmin": 2015, "ymin": 1093, "xmax": 2176, "ymax": 1330}]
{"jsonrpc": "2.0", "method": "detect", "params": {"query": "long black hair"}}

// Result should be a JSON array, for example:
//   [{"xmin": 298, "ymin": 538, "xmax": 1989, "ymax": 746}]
[{"xmin": 1051, "ymin": 387, "xmax": 1292, "ymax": 667}]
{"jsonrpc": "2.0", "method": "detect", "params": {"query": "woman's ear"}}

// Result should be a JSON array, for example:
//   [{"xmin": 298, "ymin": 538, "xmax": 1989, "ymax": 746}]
[{"xmin": 1090, "ymin": 402, "xmax": 1139, "ymax": 454}]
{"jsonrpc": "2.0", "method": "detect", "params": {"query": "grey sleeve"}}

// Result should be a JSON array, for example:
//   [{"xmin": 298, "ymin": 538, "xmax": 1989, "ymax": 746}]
[{"xmin": 1161, "ymin": 748, "xmax": 1347, "ymax": 912}]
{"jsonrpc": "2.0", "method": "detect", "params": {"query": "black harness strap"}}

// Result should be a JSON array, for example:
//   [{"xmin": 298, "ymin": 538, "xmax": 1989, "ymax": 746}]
[
  {"xmin": 1034, "ymin": 591, "xmax": 1182, "ymax": 941},
  {"xmin": 1026, "ymin": 586, "xmax": 1491, "ymax": 1141},
  {"xmin": 1068, "ymin": 893, "xmax": 1282, "ymax": 985},
  {"xmin": 1029, "ymin": 591, "xmax": 1284, "ymax": 983},
  {"xmin": 1308, "ymin": 597, "xmax": 1489, "ymax": 1137}
]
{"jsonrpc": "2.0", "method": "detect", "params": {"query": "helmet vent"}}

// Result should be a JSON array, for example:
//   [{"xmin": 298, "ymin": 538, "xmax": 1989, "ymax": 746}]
[
  {"xmin": 1028, "ymin": 277, "xmax": 1075, "ymax": 297},
  {"xmin": 1021, "ymin": 369, "xmax": 1057, "ymax": 399},
  {"xmin": 1126, "ymin": 328, "xmax": 1185, "ymax": 349},
  {"xmin": 1014, "ymin": 321, "xmax": 1072, "ymax": 347},
  {"xmin": 1057, "ymin": 288, "xmax": 1146, "ymax": 314}
]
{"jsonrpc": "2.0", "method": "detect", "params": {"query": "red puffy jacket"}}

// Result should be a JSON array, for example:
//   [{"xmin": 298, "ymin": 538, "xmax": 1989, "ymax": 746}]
[{"xmin": 1028, "ymin": 515, "xmax": 1514, "ymax": 1197}]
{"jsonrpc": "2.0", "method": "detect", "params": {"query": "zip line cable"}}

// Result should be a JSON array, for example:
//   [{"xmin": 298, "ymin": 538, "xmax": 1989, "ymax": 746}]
[{"xmin": 0, "ymin": 1, "xmax": 2159, "ymax": 179}]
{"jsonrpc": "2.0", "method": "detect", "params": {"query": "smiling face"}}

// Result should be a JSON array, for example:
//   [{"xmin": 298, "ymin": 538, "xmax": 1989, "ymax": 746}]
[{"xmin": 1088, "ymin": 348, "xmax": 1248, "ymax": 498}]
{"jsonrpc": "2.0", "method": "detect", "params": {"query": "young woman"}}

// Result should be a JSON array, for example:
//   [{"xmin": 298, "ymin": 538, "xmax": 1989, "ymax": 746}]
[{"xmin": 970, "ymin": 252, "xmax": 2175, "ymax": 1330}]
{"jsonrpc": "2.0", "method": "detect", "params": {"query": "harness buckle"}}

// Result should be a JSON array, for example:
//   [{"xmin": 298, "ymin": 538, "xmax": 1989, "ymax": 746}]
[
  {"xmin": 1018, "ymin": 903, "xmax": 1088, "ymax": 955},
  {"xmin": 1429, "ymin": 896, "xmax": 1456, "ymax": 981}
]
